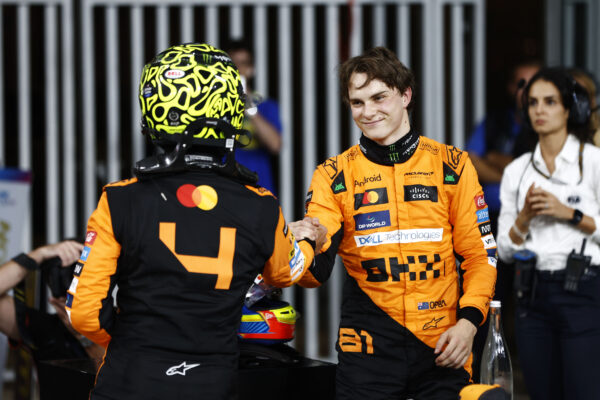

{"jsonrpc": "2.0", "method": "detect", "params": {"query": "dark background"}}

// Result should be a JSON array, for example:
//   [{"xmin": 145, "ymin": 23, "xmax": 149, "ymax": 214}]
[{"xmin": 486, "ymin": 0, "xmax": 545, "ymax": 110}]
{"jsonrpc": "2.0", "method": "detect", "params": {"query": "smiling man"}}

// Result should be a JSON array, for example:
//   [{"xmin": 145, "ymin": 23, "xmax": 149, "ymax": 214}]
[{"xmin": 297, "ymin": 47, "xmax": 497, "ymax": 399}]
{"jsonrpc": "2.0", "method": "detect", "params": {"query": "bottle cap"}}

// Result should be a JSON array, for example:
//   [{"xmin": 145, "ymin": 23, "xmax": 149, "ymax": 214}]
[{"xmin": 490, "ymin": 300, "xmax": 501, "ymax": 308}]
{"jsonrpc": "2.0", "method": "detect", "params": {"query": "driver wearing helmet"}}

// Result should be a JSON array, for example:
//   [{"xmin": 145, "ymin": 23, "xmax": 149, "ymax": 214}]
[{"xmin": 67, "ymin": 43, "xmax": 325, "ymax": 400}]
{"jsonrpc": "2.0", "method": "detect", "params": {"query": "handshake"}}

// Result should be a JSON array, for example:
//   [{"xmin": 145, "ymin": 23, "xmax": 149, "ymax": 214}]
[{"xmin": 288, "ymin": 217, "xmax": 328, "ymax": 254}]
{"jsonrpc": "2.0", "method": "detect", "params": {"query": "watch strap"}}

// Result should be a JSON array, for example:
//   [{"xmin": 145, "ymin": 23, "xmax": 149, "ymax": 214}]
[
  {"xmin": 12, "ymin": 253, "xmax": 39, "ymax": 271},
  {"xmin": 569, "ymin": 209, "xmax": 583, "ymax": 226}
]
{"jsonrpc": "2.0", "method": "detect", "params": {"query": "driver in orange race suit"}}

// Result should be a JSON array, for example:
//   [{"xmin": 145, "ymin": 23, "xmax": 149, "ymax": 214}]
[
  {"xmin": 66, "ymin": 43, "xmax": 325, "ymax": 400},
  {"xmin": 296, "ymin": 47, "xmax": 497, "ymax": 399}
]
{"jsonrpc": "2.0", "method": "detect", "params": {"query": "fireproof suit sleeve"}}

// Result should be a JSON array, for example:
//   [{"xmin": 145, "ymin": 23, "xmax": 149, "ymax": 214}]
[
  {"xmin": 445, "ymin": 152, "xmax": 497, "ymax": 326},
  {"xmin": 67, "ymin": 191, "xmax": 121, "ymax": 348},
  {"xmin": 261, "ymin": 206, "xmax": 316, "ymax": 288},
  {"xmin": 299, "ymin": 165, "xmax": 345, "ymax": 288}
]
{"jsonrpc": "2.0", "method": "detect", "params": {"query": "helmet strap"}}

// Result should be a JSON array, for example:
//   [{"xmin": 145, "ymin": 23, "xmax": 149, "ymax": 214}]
[{"xmin": 134, "ymin": 118, "xmax": 257, "ymax": 185}]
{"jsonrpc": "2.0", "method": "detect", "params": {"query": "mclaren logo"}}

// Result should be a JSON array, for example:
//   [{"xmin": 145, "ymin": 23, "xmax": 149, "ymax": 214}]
[
  {"xmin": 166, "ymin": 361, "xmax": 201, "ymax": 376},
  {"xmin": 404, "ymin": 171, "xmax": 434, "ymax": 178},
  {"xmin": 423, "ymin": 316, "xmax": 445, "ymax": 330}
]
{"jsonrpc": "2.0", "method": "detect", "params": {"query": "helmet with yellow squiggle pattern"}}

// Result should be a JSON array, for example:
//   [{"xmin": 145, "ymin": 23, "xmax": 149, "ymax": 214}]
[{"xmin": 139, "ymin": 43, "xmax": 245, "ymax": 146}]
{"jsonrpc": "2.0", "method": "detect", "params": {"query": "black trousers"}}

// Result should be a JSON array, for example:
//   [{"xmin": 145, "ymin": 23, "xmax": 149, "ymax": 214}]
[
  {"xmin": 515, "ymin": 272, "xmax": 600, "ymax": 400},
  {"xmin": 335, "ymin": 329, "xmax": 470, "ymax": 400},
  {"xmin": 91, "ymin": 348, "xmax": 238, "ymax": 400}
]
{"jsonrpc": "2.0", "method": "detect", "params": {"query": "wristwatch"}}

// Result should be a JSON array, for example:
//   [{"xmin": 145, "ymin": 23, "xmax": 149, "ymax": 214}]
[
  {"xmin": 12, "ymin": 253, "xmax": 39, "ymax": 271},
  {"xmin": 568, "ymin": 209, "xmax": 583, "ymax": 226}
]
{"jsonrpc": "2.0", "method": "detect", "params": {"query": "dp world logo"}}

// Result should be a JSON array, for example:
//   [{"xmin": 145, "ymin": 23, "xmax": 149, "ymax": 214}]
[{"xmin": 354, "ymin": 210, "xmax": 391, "ymax": 231}]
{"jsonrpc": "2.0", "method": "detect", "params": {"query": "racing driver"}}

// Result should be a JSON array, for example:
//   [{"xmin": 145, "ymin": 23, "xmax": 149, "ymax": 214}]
[
  {"xmin": 67, "ymin": 43, "xmax": 324, "ymax": 400},
  {"xmin": 297, "ymin": 47, "xmax": 497, "ymax": 399}
]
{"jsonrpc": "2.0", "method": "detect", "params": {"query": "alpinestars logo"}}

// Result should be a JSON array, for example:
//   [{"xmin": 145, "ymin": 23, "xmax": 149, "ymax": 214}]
[
  {"xmin": 354, "ymin": 173, "xmax": 382, "ymax": 187},
  {"xmin": 166, "ymin": 362, "xmax": 201, "ymax": 376},
  {"xmin": 423, "ymin": 316, "xmax": 445, "ymax": 330}
]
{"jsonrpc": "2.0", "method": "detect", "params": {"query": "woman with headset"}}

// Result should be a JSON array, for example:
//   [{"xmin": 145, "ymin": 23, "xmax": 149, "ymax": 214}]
[{"xmin": 497, "ymin": 67, "xmax": 600, "ymax": 400}]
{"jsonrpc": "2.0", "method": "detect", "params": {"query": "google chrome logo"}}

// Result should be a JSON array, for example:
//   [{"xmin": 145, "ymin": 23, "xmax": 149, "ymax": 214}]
[{"xmin": 176, "ymin": 184, "xmax": 218, "ymax": 210}]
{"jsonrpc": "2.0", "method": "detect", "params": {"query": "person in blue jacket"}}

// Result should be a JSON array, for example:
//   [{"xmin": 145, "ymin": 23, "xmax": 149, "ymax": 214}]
[
  {"xmin": 466, "ymin": 59, "xmax": 541, "ymax": 234},
  {"xmin": 226, "ymin": 40, "xmax": 282, "ymax": 196}
]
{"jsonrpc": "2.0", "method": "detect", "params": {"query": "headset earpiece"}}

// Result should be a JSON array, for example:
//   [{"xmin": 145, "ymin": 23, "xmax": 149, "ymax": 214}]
[{"xmin": 569, "ymin": 80, "xmax": 591, "ymax": 126}]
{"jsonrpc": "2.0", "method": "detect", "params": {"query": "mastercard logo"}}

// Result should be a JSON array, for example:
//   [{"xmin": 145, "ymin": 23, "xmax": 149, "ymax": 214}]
[
  {"xmin": 176, "ymin": 184, "xmax": 218, "ymax": 210},
  {"xmin": 362, "ymin": 190, "xmax": 380, "ymax": 205},
  {"xmin": 354, "ymin": 187, "xmax": 388, "ymax": 210}
]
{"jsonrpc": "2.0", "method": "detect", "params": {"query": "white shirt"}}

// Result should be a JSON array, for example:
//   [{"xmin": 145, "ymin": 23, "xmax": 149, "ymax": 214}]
[{"xmin": 497, "ymin": 134, "xmax": 600, "ymax": 270}]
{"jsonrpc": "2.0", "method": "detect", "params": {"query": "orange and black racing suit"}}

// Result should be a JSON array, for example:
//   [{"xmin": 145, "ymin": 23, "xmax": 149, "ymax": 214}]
[
  {"xmin": 300, "ymin": 131, "xmax": 497, "ymax": 399},
  {"xmin": 67, "ymin": 169, "xmax": 315, "ymax": 400}
]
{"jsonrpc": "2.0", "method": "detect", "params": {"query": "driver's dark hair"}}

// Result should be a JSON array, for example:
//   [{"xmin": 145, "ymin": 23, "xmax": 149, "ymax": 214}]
[{"xmin": 338, "ymin": 47, "xmax": 415, "ymax": 111}]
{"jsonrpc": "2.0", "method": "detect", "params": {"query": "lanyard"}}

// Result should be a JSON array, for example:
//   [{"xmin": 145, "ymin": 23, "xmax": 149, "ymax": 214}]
[{"xmin": 529, "ymin": 142, "xmax": 584, "ymax": 185}]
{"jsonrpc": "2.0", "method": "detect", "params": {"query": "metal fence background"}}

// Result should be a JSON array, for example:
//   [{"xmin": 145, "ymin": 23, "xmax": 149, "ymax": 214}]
[
  {"xmin": 0, "ymin": 0, "xmax": 486, "ymax": 361},
  {"xmin": 546, "ymin": 0, "xmax": 600, "ymax": 94}
]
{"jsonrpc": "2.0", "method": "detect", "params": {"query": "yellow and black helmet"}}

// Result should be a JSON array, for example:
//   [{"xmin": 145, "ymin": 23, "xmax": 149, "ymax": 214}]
[{"xmin": 139, "ymin": 43, "xmax": 246, "ymax": 147}]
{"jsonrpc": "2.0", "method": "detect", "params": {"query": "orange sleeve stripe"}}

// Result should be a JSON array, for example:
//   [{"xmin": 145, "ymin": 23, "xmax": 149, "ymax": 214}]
[
  {"xmin": 104, "ymin": 177, "xmax": 138, "ymax": 188},
  {"xmin": 244, "ymin": 185, "xmax": 275, "ymax": 197}
]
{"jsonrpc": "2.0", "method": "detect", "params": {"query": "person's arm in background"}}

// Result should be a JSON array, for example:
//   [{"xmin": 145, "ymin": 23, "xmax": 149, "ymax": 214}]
[
  {"xmin": 485, "ymin": 151, "xmax": 514, "ymax": 172},
  {"xmin": 0, "ymin": 240, "xmax": 83, "ymax": 340},
  {"xmin": 466, "ymin": 119, "xmax": 511, "ymax": 183},
  {"xmin": 497, "ymin": 160, "xmax": 525, "ymax": 260},
  {"xmin": 250, "ymin": 99, "xmax": 282, "ymax": 154},
  {"xmin": 468, "ymin": 153, "xmax": 501, "ymax": 183}
]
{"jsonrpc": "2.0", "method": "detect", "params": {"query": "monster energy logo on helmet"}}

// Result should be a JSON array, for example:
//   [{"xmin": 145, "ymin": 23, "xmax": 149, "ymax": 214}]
[{"xmin": 139, "ymin": 43, "xmax": 245, "ymax": 143}]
